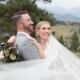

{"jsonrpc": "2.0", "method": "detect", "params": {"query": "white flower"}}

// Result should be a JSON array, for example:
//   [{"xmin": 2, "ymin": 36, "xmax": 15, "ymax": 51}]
[{"xmin": 0, "ymin": 51, "xmax": 4, "ymax": 59}]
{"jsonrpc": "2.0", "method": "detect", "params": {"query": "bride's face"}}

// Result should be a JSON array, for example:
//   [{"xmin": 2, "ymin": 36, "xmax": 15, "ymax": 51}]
[{"xmin": 37, "ymin": 23, "xmax": 51, "ymax": 41}]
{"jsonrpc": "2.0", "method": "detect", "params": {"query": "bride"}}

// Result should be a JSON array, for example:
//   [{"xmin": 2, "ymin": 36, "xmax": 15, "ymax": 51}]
[{"xmin": 0, "ymin": 21, "xmax": 80, "ymax": 80}]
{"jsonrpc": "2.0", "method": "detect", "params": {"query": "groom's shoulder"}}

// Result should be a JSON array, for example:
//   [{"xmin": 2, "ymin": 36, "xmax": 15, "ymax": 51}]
[{"xmin": 16, "ymin": 35, "xmax": 30, "ymax": 45}]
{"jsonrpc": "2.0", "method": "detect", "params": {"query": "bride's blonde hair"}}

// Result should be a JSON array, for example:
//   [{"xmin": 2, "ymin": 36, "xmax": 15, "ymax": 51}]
[{"xmin": 35, "ymin": 21, "xmax": 51, "ymax": 38}]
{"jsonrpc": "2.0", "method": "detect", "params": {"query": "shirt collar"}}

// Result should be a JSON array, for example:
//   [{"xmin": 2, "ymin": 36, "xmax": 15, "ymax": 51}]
[{"xmin": 17, "ymin": 32, "xmax": 30, "ymax": 36}]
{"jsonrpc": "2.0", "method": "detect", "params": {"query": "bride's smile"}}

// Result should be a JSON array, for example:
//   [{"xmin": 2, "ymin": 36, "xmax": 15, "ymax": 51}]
[{"xmin": 36, "ymin": 23, "xmax": 51, "ymax": 41}]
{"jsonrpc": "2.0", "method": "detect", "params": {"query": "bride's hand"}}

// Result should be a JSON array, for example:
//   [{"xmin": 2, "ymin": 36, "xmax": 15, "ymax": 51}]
[
  {"xmin": 26, "ymin": 36, "xmax": 39, "ymax": 48},
  {"xmin": 26, "ymin": 36, "xmax": 46, "ymax": 59},
  {"xmin": 7, "ymin": 36, "xmax": 16, "ymax": 44}
]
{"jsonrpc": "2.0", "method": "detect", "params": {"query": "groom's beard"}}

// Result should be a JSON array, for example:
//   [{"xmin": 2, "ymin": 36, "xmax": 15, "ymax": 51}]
[{"xmin": 22, "ymin": 23, "xmax": 34, "ymax": 33}]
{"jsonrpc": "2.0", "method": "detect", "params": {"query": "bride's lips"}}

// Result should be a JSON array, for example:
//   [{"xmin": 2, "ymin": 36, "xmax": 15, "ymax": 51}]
[{"xmin": 43, "ymin": 34, "xmax": 50, "ymax": 37}]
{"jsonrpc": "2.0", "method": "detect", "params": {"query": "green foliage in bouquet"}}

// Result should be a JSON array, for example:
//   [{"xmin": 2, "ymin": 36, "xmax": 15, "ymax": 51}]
[{"xmin": 0, "ymin": 43, "xmax": 22, "ymax": 63}]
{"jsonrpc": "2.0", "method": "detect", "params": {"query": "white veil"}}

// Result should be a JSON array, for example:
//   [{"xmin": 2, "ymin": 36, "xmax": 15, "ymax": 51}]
[{"xmin": 0, "ymin": 34, "xmax": 80, "ymax": 80}]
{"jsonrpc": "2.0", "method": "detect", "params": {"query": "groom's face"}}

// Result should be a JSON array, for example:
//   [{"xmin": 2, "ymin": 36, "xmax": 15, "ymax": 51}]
[{"xmin": 21, "ymin": 14, "xmax": 34, "ymax": 34}]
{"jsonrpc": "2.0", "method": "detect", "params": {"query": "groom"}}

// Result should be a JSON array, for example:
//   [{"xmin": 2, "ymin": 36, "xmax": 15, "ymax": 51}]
[{"xmin": 12, "ymin": 11, "xmax": 40, "ymax": 60}]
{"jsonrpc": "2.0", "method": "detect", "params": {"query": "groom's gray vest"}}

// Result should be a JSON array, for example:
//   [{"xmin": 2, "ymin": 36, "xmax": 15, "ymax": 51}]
[{"xmin": 15, "ymin": 33, "xmax": 40, "ymax": 60}]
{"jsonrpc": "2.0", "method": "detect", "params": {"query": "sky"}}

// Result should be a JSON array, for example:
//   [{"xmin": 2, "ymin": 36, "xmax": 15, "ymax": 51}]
[{"xmin": 36, "ymin": 0, "xmax": 80, "ymax": 9}]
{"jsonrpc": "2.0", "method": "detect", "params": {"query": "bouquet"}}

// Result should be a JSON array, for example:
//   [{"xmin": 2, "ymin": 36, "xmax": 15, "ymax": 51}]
[{"xmin": 0, "ymin": 43, "xmax": 22, "ymax": 63}]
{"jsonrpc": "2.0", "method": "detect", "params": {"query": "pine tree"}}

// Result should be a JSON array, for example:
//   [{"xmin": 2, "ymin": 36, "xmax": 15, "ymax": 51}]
[
  {"xmin": 58, "ymin": 35, "xmax": 64, "ymax": 45},
  {"xmin": 70, "ymin": 31, "xmax": 79, "ymax": 51},
  {"xmin": 0, "ymin": 0, "xmax": 55, "ymax": 33},
  {"xmin": 0, "ymin": 0, "xmax": 56, "ymax": 43}
]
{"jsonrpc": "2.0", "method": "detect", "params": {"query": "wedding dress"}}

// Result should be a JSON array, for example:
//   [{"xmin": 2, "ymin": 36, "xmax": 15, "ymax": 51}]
[{"xmin": 0, "ymin": 34, "xmax": 80, "ymax": 80}]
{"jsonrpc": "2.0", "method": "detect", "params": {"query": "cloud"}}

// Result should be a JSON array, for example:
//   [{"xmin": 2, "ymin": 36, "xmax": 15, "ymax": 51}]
[{"xmin": 36, "ymin": 0, "xmax": 80, "ymax": 9}]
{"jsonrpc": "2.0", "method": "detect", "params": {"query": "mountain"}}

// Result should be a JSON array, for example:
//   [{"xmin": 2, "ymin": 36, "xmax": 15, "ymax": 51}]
[
  {"xmin": 44, "ymin": 6, "xmax": 67, "ymax": 15},
  {"xmin": 40, "ymin": 6, "xmax": 80, "ymax": 22},
  {"xmin": 68, "ymin": 6, "xmax": 80, "ymax": 17},
  {"xmin": 54, "ymin": 13, "xmax": 80, "ymax": 21}
]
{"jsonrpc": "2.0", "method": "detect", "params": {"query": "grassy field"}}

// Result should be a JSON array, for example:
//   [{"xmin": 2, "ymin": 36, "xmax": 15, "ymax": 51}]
[
  {"xmin": 74, "ymin": 52, "xmax": 80, "ymax": 58},
  {"xmin": 52, "ymin": 24, "xmax": 80, "ymax": 39},
  {"xmin": 51, "ymin": 24, "xmax": 80, "ymax": 58}
]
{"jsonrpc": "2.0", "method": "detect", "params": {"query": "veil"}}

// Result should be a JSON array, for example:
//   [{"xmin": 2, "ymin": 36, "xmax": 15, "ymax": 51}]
[{"xmin": 0, "ymin": 34, "xmax": 80, "ymax": 80}]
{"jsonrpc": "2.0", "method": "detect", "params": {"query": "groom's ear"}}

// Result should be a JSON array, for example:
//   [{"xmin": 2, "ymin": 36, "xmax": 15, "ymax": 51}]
[{"xmin": 17, "ymin": 22, "xmax": 22, "ymax": 29}]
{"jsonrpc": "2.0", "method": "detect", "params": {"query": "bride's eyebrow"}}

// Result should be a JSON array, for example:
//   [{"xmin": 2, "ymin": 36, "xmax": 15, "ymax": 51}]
[
  {"xmin": 48, "ymin": 27, "xmax": 51, "ymax": 29},
  {"xmin": 42, "ymin": 27, "xmax": 51, "ymax": 30}
]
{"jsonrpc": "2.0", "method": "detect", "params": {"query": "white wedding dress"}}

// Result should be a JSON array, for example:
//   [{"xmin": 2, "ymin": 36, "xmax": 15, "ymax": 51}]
[{"xmin": 0, "ymin": 34, "xmax": 80, "ymax": 80}]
